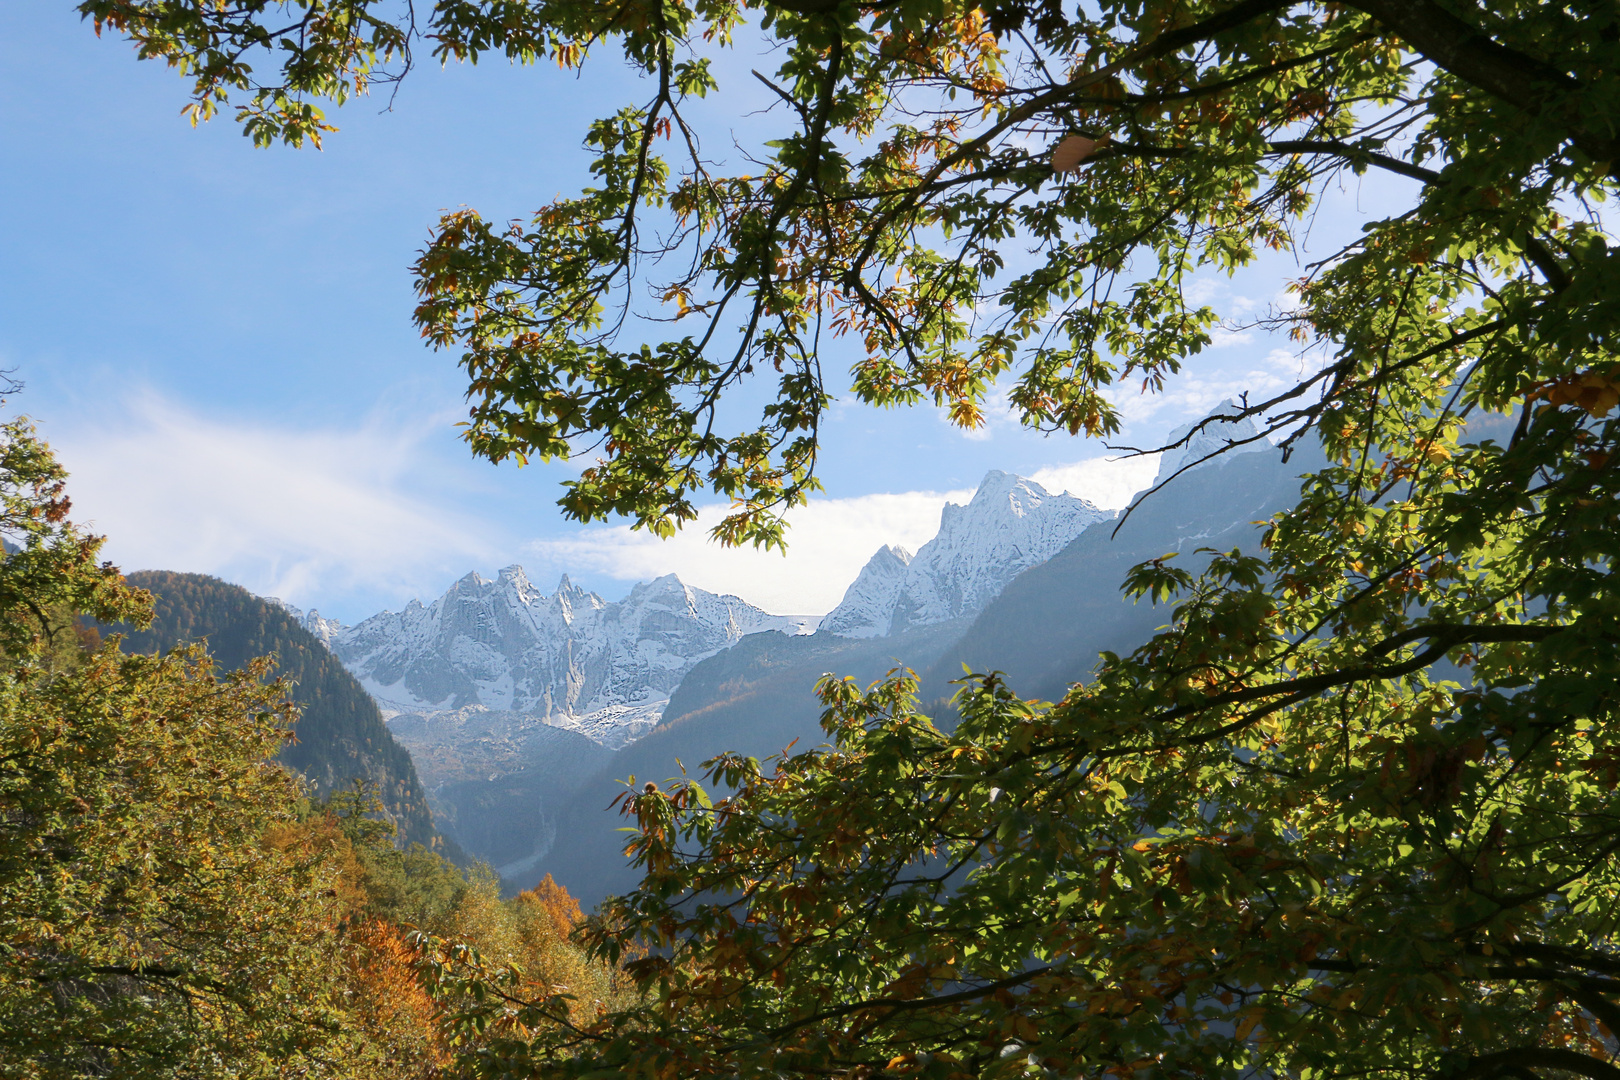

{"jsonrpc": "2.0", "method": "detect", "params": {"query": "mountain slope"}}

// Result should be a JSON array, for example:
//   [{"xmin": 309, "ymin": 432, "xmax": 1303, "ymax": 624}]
[
  {"xmin": 522, "ymin": 620, "xmax": 969, "ymax": 903},
  {"xmin": 917, "ymin": 439, "xmax": 1327, "ymax": 707},
  {"xmin": 385, "ymin": 708, "xmax": 613, "ymax": 877},
  {"xmin": 819, "ymin": 545, "xmax": 913, "ymax": 638},
  {"xmin": 112, "ymin": 571, "xmax": 447, "ymax": 853}
]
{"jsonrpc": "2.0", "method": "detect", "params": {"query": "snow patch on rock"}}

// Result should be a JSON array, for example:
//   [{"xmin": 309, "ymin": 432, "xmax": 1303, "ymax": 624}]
[
  {"xmin": 267, "ymin": 598, "xmax": 345, "ymax": 646},
  {"xmin": 1154, "ymin": 399, "xmax": 1271, "ymax": 482},
  {"xmin": 819, "ymin": 545, "xmax": 912, "ymax": 638}
]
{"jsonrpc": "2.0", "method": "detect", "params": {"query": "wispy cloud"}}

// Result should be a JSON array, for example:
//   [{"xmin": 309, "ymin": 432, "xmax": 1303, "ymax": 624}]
[
  {"xmin": 43, "ymin": 391, "xmax": 500, "ymax": 615},
  {"xmin": 1103, "ymin": 364, "xmax": 1296, "ymax": 432},
  {"xmin": 37, "ymin": 392, "xmax": 1166, "ymax": 623},
  {"xmin": 1208, "ymin": 328, "xmax": 1257, "ymax": 348}
]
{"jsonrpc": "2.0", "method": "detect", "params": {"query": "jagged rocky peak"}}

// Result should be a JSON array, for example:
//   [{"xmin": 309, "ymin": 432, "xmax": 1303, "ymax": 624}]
[
  {"xmin": 1156, "ymin": 399, "xmax": 1271, "ymax": 481},
  {"xmin": 316, "ymin": 567, "xmax": 802, "ymax": 745},
  {"xmin": 494, "ymin": 564, "xmax": 543, "ymax": 603},
  {"xmin": 824, "ymin": 470, "xmax": 1112, "ymax": 639},
  {"xmin": 547, "ymin": 573, "xmax": 596, "ymax": 622},
  {"xmin": 266, "ymin": 598, "xmax": 346, "ymax": 646}
]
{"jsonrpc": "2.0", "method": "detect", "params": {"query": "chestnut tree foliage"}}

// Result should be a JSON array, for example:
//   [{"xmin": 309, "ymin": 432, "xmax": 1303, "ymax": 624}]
[
  {"xmin": 0, "ymin": 418, "xmax": 637, "ymax": 1078},
  {"xmin": 76, "ymin": 0, "xmax": 1620, "ymax": 1078},
  {"xmin": 0, "ymin": 418, "xmax": 357, "ymax": 1079}
]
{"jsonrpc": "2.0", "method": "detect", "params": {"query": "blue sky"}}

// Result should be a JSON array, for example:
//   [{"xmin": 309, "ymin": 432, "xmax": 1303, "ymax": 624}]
[{"xmin": 1, "ymin": 2, "xmax": 1369, "ymax": 621}]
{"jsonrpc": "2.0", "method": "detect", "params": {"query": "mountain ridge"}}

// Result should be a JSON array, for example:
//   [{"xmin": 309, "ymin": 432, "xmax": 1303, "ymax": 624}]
[
  {"xmin": 283, "ymin": 568, "xmax": 803, "ymax": 747},
  {"xmin": 288, "ymin": 467, "xmax": 1105, "ymax": 751},
  {"xmin": 274, "ymin": 466, "xmax": 1119, "ymax": 876}
]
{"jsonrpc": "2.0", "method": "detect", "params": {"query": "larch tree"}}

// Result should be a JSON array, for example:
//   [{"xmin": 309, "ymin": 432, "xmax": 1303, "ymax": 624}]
[{"xmin": 70, "ymin": 1, "xmax": 1620, "ymax": 1079}]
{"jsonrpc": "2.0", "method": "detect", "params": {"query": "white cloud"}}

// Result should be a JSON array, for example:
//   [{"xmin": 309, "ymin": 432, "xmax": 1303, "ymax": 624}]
[
  {"xmin": 524, "ymin": 488, "xmax": 974, "ymax": 615},
  {"xmin": 1028, "ymin": 453, "xmax": 1160, "ymax": 511},
  {"xmin": 43, "ymin": 392, "xmax": 500, "ymax": 614},
  {"xmin": 525, "ymin": 452, "xmax": 1163, "ymax": 615},
  {"xmin": 1207, "ymin": 328, "xmax": 1257, "ymax": 348},
  {"xmin": 1183, "ymin": 276, "xmax": 1260, "ymax": 317},
  {"xmin": 32, "ymin": 391, "xmax": 1168, "ymax": 626},
  {"xmin": 1103, "ymin": 364, "xmax": 1295, "ymax": 431}
]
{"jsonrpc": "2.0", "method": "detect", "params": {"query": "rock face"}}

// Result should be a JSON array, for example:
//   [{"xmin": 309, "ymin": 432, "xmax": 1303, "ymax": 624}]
[
  {"xmin": 280, "ymin": 605, "xmax": 344, "ymax": 647},
  {"xmin": 919, "ymin": 435, "xmax": 1325, "ymax": 709},
  {"xmin": 822, "ymin": 471, "xmax": 1112, "ymax": 638},
  {"xmin": 292, "ymin": 568, "xmax": 800, "ymax": 747}
]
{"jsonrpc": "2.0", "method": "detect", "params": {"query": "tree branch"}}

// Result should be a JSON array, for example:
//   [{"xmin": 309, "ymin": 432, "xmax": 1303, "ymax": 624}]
[
  {"xmin": 1566, "ymin": 984, "xmax": 1620, "ymax": 1041},
  {"xmin": 1345, "ymin": 0, "xmax": 1618, "ymax": 171},
  {"xmin": 845, "ymin": 0, "xmax": 1293, "ymax": 278},
  {"xmin": 1146, "ymin": 623, "xmax": 1562, "ymax": 741},
  {"xmin": 1455, "ymin": 1047, "xmax": 1620, "ymax": 1080}
]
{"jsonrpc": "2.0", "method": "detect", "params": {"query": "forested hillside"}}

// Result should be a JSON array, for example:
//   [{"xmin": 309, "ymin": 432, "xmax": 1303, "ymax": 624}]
[{"xmin": 109, "ymin": 571, "xmax": 446, "ymax": 853}]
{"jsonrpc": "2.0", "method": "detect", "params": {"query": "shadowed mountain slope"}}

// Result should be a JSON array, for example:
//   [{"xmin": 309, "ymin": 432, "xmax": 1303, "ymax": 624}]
[
  {"xmin": 918, "ymin": 445, "xmax": 1323, "ymax": 708},
  {"xmin": 520, "ymin": 621, "xmax": 967, "ymax": 904},
  {"xmin": 384, "ymin": 708, "xmax": 613, "ymax": 878}
]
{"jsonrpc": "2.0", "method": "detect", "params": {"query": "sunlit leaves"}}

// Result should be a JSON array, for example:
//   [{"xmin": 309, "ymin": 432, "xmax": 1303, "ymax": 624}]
[
  {"xmin": 80, "ymin": 2, "xmax": 1620, "ymax": 1077},
  {"xmin": 0, "ymin": 423, "xmax": 351, "ymax": 1075}
]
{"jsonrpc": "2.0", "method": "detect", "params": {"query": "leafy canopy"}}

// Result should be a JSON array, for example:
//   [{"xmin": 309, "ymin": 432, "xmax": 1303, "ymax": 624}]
[
  {"xmin": 82, "ymin": 0, "xmax": 1615, "ymax": 545},
  {"xmin": 0, "ymin": 417, "xmax": 637, "ymax": 1078},
  {"xmin": 77, "ymin": 1, "xmax": 1620, "ymax": 1079},
  {"xmin": 0, "ymin": 418, "xmax": 360, "ymax": 1079}
]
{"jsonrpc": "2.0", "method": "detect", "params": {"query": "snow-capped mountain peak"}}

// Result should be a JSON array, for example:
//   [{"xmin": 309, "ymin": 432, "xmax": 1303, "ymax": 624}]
[
  {"xmin": 823, "ymin": 471, "xmax": 1112, "ymax": 638},
  {"xmin": 819, "ymin": 544, "xmax": 913, "ymax": 638},
  {"xmin": 266, "ymin": 598, "xmax": 345, "ymax": 646},
  {"xmin": 1156, "ymin": 399, "xmax": 1270, "ymax": 481}
]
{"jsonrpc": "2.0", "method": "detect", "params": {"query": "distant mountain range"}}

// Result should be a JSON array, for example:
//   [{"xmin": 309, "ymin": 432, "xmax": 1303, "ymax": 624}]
[
  {"xmin": 283, "ymin": 469, "xmax": 1110, "ymax": 751},
  {"xmin": 284, "ymin": 569, "xmax": 804, "ymax": 748},
  {"xmin": 274, "ymin": 400, "xmax": 1296, "ymax": 891},
  {"xmin": 276, "ymin": 466, "xmax": 1112, "ymax": 871}
]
